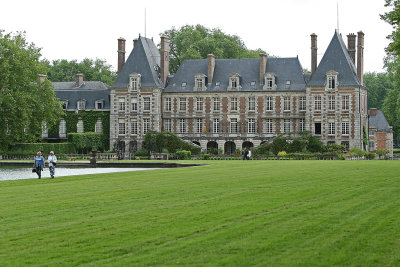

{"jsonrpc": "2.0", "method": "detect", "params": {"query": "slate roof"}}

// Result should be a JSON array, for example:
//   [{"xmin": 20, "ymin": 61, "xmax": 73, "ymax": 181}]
[
  {"xmin": 53, "ymin": 81, "xmax": 110, "ymax": 110},
  {"xmin": 164, "ymin": 57, "xmax": 306, "ymax": 92},
  {"xmin": 112, "ymin": 36, "xmax": 163, "ymax": 89},
  {"xmin": 369, "ymin": 110, "xmax": 392, "ymax": 132},
  {"xmin": 308, "ymin": 30, "xmax": 361, "ymax": 87}
]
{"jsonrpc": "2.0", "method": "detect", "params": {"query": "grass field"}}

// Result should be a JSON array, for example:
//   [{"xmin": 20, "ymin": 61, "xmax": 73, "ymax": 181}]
[{"xmin": 0, "ymin": 160, "xmax": 399, "ymax": 266}]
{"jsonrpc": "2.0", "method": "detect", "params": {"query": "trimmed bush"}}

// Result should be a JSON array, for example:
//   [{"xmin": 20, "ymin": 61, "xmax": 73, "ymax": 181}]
[
  {"xmin": 67, "ymin": 132, "xmax": 105, "ymax": 153},
  {"xmin": 135, "ymin": 149, "xmax": 149, "ymax": 157},
  {"xmin": 10, "ymin": 143, "xmax": 76, "ymax": 155},
  {"xmin": 176, "ymin": 150, "xmax": 191, "ymax": 160}
]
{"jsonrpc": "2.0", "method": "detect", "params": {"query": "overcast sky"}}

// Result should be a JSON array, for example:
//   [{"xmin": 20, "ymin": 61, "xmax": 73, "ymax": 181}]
[{"xmin": 1, "ymin": 0, "xmax": 392, "ymax": 74}]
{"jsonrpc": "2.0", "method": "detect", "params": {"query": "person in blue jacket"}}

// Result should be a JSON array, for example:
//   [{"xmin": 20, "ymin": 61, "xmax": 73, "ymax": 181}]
[{"xmin": 34, "ymin": 151, "xmax": 45, "ymax": 179}]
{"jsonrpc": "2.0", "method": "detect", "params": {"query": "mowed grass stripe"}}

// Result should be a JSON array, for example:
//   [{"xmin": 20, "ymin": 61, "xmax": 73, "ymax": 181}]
[{"xmin": 0, "ymin": 161, "xmax": 399, "ymax": 266}]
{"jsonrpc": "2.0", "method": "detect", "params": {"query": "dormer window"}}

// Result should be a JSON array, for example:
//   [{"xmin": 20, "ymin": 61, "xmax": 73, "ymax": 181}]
[
  {"xmin": 285, "ymin": 80, "xmax": 291, "ymax": 89},
  {"xmin": 62, "ymin": 101, "xmax": 68, "ymax": 110},
  {"xmin": 194, "ymin": 74, "xmax": 207, "ymax": 91},
  {"xmin": 129, "ymin": 73, "xmax": 141, "ymax": 91},
  {"xmin": 263, "ymin": 72, "xmax": 276, "ymax": 90},
  {"xmin": 228, "ymin": 73, "xmax": 240, "ymax": 91},
  {"xmin": 95, "ymin": 100, "xmax": 104, "ymax": 110},
  {"xmin": 326, "ymin": 70, "xmax": 338, "ymax": 90},
  {"xmin": 182, "ymin": 82, "xmax": 187, "ymax": 88},
  {"xmin": 77, "ymin": 100, "xmax": 86, "ymax": 110}
]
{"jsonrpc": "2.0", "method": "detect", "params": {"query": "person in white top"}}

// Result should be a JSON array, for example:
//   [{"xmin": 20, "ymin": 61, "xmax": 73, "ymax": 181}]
[{"xmin": 47, "ymin": 151, "xmax": 57, "ymax": 179}]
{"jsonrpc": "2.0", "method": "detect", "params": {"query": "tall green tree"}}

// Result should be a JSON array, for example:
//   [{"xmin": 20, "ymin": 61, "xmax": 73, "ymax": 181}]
[
  {"xmin": 161, "ymin": 25, "xmax": 266, "ymax": 74},
  {"xmin": 0, "ymin": 30, "xmax": 62, "ymax": 150},
  {"xmin": 364, "ymin": 72, "xmax": 394, "ymax": 109},
  {"xmin": 44, "ymin": 58, "xmax": 117, "ymax": 86}
]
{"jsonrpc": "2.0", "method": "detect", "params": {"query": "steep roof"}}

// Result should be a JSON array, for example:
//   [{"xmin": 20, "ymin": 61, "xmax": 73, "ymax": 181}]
[
  {"xmin": 164, "ymin": 57, "xmax": 306, "ymax": 92},
  {"xmin": 308, "ymin": 30, "xmax": 361, "ymax": 87},
  {"xmin": 369, "ymin": 110, "xmax": 392, "ymax": 132},
  {"xmin": 112, "ymin": 36, "xmax": 163, "ymax": 89}
]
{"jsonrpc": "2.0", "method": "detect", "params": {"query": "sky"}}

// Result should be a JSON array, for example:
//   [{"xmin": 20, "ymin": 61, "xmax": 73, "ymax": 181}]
[{"xmin": 0, "ymin": 0, "xmax": 393, "ymax": 74}]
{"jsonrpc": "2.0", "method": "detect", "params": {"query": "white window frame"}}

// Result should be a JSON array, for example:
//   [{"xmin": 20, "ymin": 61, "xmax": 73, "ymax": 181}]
[
  {"xmin": 194, "ymin": 73, "xmax": 206, "ymax": 91},
  {"xmin": 328, "ymin": 95, "xmax": 336, "ymax": 111},
  {"xmin": 118, "ymin": 119, "xmax": 125, "ymax": 136},
  {"xmin": 283, "ymin": 119, "xmax": 291, "ymax": 133},
  {"xmin": 231, "ymin": 97, "xmax": 238, "ymax": 111},
  {"xmin": 314, "ymin": 95, "xmax": 322, "ymax": 111},
  {"xmin": 299, "ymin": 96, "xmax": 306, "ymax": 111},
  {"xmin": 143, "ymin": 97, "xmax": 151, "ymax": 112},
  {"xmin": 131, "ymin": 120, "xmax": 138, "ymax": 135},
  {"xmin": 165, "ymin": 97, "xmax": 172, "ymax": 111},
  {"xmin": 213, "ymin": 97, "xmax": 220, "ymax": 112},
  {"xmin": 118, "ymin": 98, "xmax": 125, "ymax": 112},
  {"xmin": 129, "ymin": 73, "xmax": 141, "ymax": 91},
  {"xmin": 248, "ymin": 118, "xmax": 256, "ymax": 134},
  {"xmin": 328, "ymin": 122, "xmax": 335, "ymax": 136},
  {"xmin": 95, "ymin": 100, "xmax": 103, "ymax": 110},
  {"xmin": 143, "ymin": 118, "xmax": 150, "ymax": 134},
  {"xmin": 342, "ymin": 95, "xmax": 350, "ymax": 111},
  {"xmin": 283, "ymin": 96, "xmax": 291, "ymax": 112},
  {"xmin": 230, "ymin": 118, "xmax": 238, "ymax": 133},
  {"xmin": 299, "ymin": 118, "xmax": 305, "ymax": 132},
  {"xmin": 341, "ymin": 121, "xmax": 350, "ymax": 136},
  {"xmin": 179, "ymin": 119, "xmax": 186, "ymax": 133},
  {"xmin": 228, "ymin": 73, "xmax": 240, "ymax": 91},
  {"xmin": 249, "ymin": 97, "xmax": 256, "ymax": 112},
  {"xmin": 179, "ymin": 97, "xmax": 187, "ymax": 111},
  {"xmin": 131, "ymin": 98, "xmax": 138, "ymax": 112},
  {"xmin": 265, "ymin": 119, "xmax": 273, "ymax": 134},
  {"xmin": 196, "ymin": 97, "xmax": 203, "ymax": 111},
  {"xmin": 213, "ymin": 118, "xmax": 220, "ymax": 133},
  {"xmin": 196, "ymin": 118, "xmax": 203, "ymax": 133},
  {"xmin": 77, "ymin": 100, "xmax": 86, "ymax": 111},
  {"xmin": 263, "ymin": 72, "xmax": 276, "ymax": 90},
  {"xmin": 164, "ymin": 119, "xmax": 171, "ymax": 132},
  {"xmin": 266, "ymin": 96, "xmax": 273, "ymax": 111}
]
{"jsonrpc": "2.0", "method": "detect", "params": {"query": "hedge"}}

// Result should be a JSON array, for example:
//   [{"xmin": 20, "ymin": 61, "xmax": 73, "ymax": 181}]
[
  {"xmin": 10, "ymin": 143, "xmax": 76, "ymax": 155},
  {"xmin": 67, "ymin": 132, "xmax": 105, "ymax": 153}
]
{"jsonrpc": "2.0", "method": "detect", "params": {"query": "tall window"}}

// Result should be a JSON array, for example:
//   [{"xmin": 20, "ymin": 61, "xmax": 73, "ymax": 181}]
[
  {"xmin": 231, "ymin": 97, "xmax": 238, "ymax": 111},
  {"xmin": 179, "ymin": 97, "xmax": 186, "ymax": 111},
  {"xmin": 179, "ymin": 119, "xmax": 186, "ymax": 133},
  {"xmin": 283, "ymin": 96, "xmax": 290, "ymax": 111},
  {"xmin": 328, "ymin": 122, "xmax": 335, "ymax": 135},
  {"xmin": 77, "ymin": 119, "xmax": 84, "ymax": 133},
  {"xmin": 265, "ymin": 119, "xmax": 273, "ymax": 134},
  {"xmin": 143, "ymin": 97, "xmax": 151, "ymax": 111},
  {"xmin": 95, "ymin": 119, "xmax": 102, "ymax": 133},
  {"xmin": 77, "ymin": 100, "xmax": 85, "ymax": 111},
  {"xmin": 131, "ymin": 121, "xmax": 138, "ymax": 135},
  {"xmin": 328, "ymin": 76, "xmax": 336, "ymax": 89},
  {"xmin": 118, "ymin": 98, "xmax": 125, "ymax": 112},
  {"xmin": 196, "ymin": 118, "xmax": 203, "ymax": 133},
  {"xmin": 249, "ymin": 97, "xmax": 256, "ymax": 111},
  {"xmin": 266, "ymin": 77, "xmax": 273, "ymax": 89},
  {"xmin": 95, "ymin": 100, "xmax": 103, "ymax": 110},
  {"xmin": 248, "ymin": 118, "xmax": 256, "ymax": 133},
  {"xmin": 131, "ymin": 98, "xmax": 137, "ymax": 112},
  {"xmin": 59, "ymin": 119, "xmax": 66, "ymax": 138},
  {"xmin": 213, "ymin": 118, "xmax": 220, "ymax": 133},
  {"xmin": 143, "ymin": 118, "xmax": 150, "ymax": 134},
  {"xmin": 118, "ymin": 119, "xmax": 125, "ymax": 135},
  {"xmin": 314, "ymin": 95, "xmax": 322, "ymax": 111},
  {"xmin": 164, "ymin": 119, "xmax": 171, "ymax": 132},
  {"xmin": 196, "ymin": 97, "xmax": 203, "ymax": 111},
  {"xmin": 284, "ymin": 119, "xmax": 291, "ymax": 133},
  {"xmin": 299, "ymin": 118, "xmax": 305, "ymax": 132},
  {"xmin": 328, "ymin": 95, "xmax": 336, "ymax": 110},
  {"xmin": 342, "ymin": 95, "xmax": 350, "ymax": 110},
  {"xmin": 342, "ymin": 121, "xmax": 349, "ymax": 135},
  {"xmin": 196, "ymin": 78, "xmax": 203, "ymax": 88},
  {"xmin": 131, "ymin": 78, "xmax": 138, "ymax": 91},
  {"xmin": 299, "ymin": 96, "xmax": 306, "ymax": 111},
  {"xmin": 230, "ymin": 118, "xmax": 238, "ymax": 133},
  {"xmin": 266, "ymin": 96, "xmax": 273, "ymax": 111},
  {"xmin": 213, "ymin": 97, "xmax": 220, "ymax": 111},
  {"xmin": 165, "ymin": 97, "xmax": 172, "ymax": 111}
]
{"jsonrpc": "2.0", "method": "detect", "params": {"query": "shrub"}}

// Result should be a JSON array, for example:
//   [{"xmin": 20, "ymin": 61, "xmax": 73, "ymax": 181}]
[
  {"xmin": 176, "ymin": 150, "xmax": 191, "ymax": 160},
  {"xmin": 272, "ymin": 137, "xmax": 288, "ymax": 155},
  {"xmin": 349, "ymin": 147, "xmax": 366, "ymax": 157},
  {"xmin": 366, "ymin": 152, "xmax": 376, "ymax": 160},
  {"xmin": 202, "ymin": 154, "xmax": 210, "ymax": 160},
  {"xmin": 254, "ymin": 142, "xmax": 272, "ymax": 155},
  {"xmin": 287, "ymin": 139, "xmax": 306, "ymax": 153},
  {"xmin": 11, "ymin": 143, "xmax": 76, "ymax": 155},
  {"xmin": 307, "ymin": 136, "xmax": 324, "ymax": 153},
  {"xmin": 67, "ymin": 132, "xmax": 105, "ymax": 153},
  {"xmin": 135, "ymin": 149, "xmax": 149, "ymax": 157},
  {"xmin": 278, "ymin": 151, "xmax": 287, "ymax": 157},
  {"xmin": 143, "ymin": 131, "xmax": 200, "ymax": 155}
]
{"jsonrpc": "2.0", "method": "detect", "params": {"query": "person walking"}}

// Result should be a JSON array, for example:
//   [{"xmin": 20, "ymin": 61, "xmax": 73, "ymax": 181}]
[
  {"xmin": 34, "ymin": 151, "xmax": 45, "ymax": 179},
  {"xmin": 48, "ymin": 151, "xmax": 57, "ymax": 179}
]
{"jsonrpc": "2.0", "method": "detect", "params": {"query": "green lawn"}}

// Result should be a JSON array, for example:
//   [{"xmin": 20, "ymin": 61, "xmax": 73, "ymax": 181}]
[{"xmin": 1, "ymin": 161, "xmax": 399, "ymax": 266}]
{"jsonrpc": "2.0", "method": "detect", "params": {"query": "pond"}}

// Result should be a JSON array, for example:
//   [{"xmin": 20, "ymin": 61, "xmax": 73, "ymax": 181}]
[{"xmin": 0, "ymin": 166, "xmax": 159, "ymax": 181}]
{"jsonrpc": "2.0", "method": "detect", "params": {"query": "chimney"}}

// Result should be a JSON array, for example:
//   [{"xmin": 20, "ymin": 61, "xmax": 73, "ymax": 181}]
[
  {"xmin": 208, "ymin": 54, "xmax": 216, "ymax": 84},
  {"xmin": 38, "ymin": 74, "xmax": 47, "ymax": 84},
  {"xmin": 357, "ymin": 31, "xmax": 364, "ymax": 85},
  {"xmin": 160, "ymin": 34, "xmax": 170, "ymax": 86},
  {"xmin": 117, "ymin": 38, "xmax": 126, "ymax": 74},
  {"xmin": 75, "ymin": 73, "xmax": 84, "ymax": 87},
  {"xmin": 259, "ymin": 53, "xmax": 267, "ymax": 83},
  {"xmin": 133, "ymin": 38, "xmax": 138, "ymax": 47},
  {"xmin": 370, "ymin": 108, "xmax": 377, "ymax": 116},
  {"xmin": 311, "ymin": 33, "xmax": 318, "ymax": 76},
  {"xmin": 347, "ymin": 33, "xmax": 356, "ymax": 64}
]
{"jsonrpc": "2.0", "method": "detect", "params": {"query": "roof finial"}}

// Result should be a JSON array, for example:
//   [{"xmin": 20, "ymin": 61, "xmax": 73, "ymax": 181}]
[{"xmin": 144, "ymin": 8, "xmax": 147, "ymax": 38}]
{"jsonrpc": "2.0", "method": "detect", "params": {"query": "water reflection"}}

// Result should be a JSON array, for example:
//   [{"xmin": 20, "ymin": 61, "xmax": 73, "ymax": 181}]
[{"xmin": 0, "ymin": 166, "xmax": 159, "ymax": 181}]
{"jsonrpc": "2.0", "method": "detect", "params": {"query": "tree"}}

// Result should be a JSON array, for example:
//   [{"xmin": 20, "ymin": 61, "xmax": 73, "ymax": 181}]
[
  {"xmin": 43, "ymin": 58, "xmax": 117, "ymax": 85},
  {"xmin": 382, "ymin": 89, "xmax": 400, "ymax": 144},
  {"xmin": 0, "ymin": 30, "xmax": 62, "ymax": 150},
  {"xmin": 161, "ymin": 25, "xmax": 266, "ymax": 74},
  {"xmin": 364, "ymin": 72, "xmax": 394, "ymax": 109}
]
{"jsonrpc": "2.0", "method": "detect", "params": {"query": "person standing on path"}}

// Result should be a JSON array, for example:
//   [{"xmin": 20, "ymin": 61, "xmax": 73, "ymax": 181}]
[
  {"xmin": 34, "ymin": 151, "xmax": 45, "ymax": 179},
  {"xmin": 47, "ymin": 151, "xmax": 57, "ymax": 179}
]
